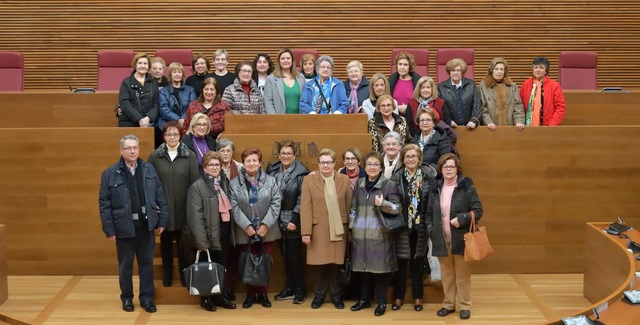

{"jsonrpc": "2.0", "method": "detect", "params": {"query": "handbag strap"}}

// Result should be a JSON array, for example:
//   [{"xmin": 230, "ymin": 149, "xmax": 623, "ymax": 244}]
[
  {"xmin": 314, "ymin": 78, "xmax": 332, "ymax": 113},
  {"xmin": 468, "ymin": 210, "xmax": 479, "ymax": 233},
  {"xmin": 194, "ymin": 249, "xmax": 213, "ymax": 264}
]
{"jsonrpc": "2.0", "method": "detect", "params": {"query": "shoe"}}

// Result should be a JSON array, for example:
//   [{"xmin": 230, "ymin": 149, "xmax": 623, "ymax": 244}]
[
  {"xmin": 332, "ymin": 298, "xmax": 344, "ymax": 309},
  {"xmin": 214, "ymin": 295, "xmax": 236, "ymax": 309},
  {"xmin": 293, "ymin": 288, "xmax": 305, "ymax": 304},
  {"xmin": 200, "ymin": 298, "xmax": 217, "ymax": 312},
  {"xmin": 391, "ymin": 299, "xmax": 402, "ymax": 311},
  {"xmin": 437, "ymin": 307, "xmax": 455, "ymax": 317},
  {"xmin": 258, "ymin": 293, "xmax": 272, "ymax": 308},
  {"xmin": 122, "ymin": 299, "xmax": 134, "ymax": 312},
  {"xmin": 274, "ymin": 288, "xmax": 295, "ymax": 301},
  {"xmin": 140, "ymin": 301, "xmax": 157, "ymax": 313},
  {"xmin": 460, "ymin": 310, "xmax": 471, "ymax": 319},
  {"xmin": 374, "ymin": 304, "xmax": 386, "ymax": 316},
  {"xmin": 311, "ymin": 297, "xmax": 324, "ymax": 309},
  {"xmin": 225, "ymin": 291, "xmax": 236, "ymax": 301},
  {"xmin": 163, "ymin": 273, "xmax": 172, "ymax": 287},
  {"xmin": 350, "ymin": 300, "xmax": 371, "ymax": 311},
  {"xmin": 413, "ymin": 299, "xmax": 423, "ymax": 311},
  {"xmin": 242, "ymin": 296, "xmax": 254, "ymax": 309}
]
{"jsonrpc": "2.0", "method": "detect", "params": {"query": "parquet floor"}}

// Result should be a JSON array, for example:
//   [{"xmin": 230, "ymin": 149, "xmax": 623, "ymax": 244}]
[{"xmin": 0, "ymin": 274, "xmax": 590, "ymax": 325}]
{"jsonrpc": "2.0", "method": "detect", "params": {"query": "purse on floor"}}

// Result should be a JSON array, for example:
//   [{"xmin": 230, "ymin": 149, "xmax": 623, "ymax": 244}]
[
  {"xmin": 337, "ymin": 243, "xmax": 352, "ymax": 285},
  {"xmin": 463, "ymin": 211, "xmax": 495, "ymax": 262},
  {"xmin": 239, "ymin": 239, "xmax": 273, "ymax": 287},
  {"xmin": 183, "ymin": 250, "xmax": 225, "ymax": 296}
]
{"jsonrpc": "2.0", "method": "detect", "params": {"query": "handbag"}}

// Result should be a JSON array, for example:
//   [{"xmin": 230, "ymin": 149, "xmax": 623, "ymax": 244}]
[
  {"xmin": 337, "ymin": 243, "xmax": 352, "ymax": 285},
  {"xmin": 183, "ymin": 250, "xmax": 225, "ymax": 296},
  {"xmin": 279, "ymin": 210, "xmax": 299, "ymax": 233},
  {"xmin": 376, "ymin": 204, "xmax": 405, "ymax": 233},
  {"xmin": 425, "ymin": 238, "xmax": 441, "ymax": 282},
  {"xmin": 239, "ymin": 240, "xmax": 272, "ymax": 286},
  {"xmin": 463, "ymin": 211, "xmax": 495, "ymax": 262}
]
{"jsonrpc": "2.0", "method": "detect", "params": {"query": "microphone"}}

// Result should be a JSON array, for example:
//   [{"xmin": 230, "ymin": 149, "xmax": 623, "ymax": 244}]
[{"xmin": 618, "ymin": 216, "xmax": 624, "ymax": 225}]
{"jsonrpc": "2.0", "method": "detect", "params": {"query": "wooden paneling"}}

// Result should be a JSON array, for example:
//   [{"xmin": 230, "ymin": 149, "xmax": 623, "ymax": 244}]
[
  {"xmin": 0, "ymin": 226, "xmax": 6, "ymax": 305},
  {"xmin": 563, "ymin": 91, "xmax": 640, "ymax": 125},
  {"xmin": 1, "ymin": 1, "xmax": 640, "ymax": 90}
]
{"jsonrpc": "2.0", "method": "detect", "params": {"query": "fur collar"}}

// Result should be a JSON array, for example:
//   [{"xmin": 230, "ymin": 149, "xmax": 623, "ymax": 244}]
[
  {"xmin": 483, "ymin": 74, "xmax": 513, "ymax": 88},
  {"xmin": 154, "ymin": 142, "xmax": 191, "ymax": 159}
]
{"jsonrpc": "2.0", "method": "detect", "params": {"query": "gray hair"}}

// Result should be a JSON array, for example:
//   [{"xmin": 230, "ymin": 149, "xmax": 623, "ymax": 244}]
[
  {"xmin": 382, "ymin": 131, "xmax": 401, "ymax": 145},
  {"xmin": 119, "ymin": 134, "xmax": 139, "ymax": 148},
  {"xmin": 316, "ymin": 55, "xmax": 334, "ymax": 73},
  {"xmin": 216, "ymin": 137, "xmax": 235, "ymax": 151}
]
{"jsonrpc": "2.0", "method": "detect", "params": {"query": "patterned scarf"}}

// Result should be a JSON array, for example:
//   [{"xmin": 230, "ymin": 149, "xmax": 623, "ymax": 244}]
[
  {"xmin": 418, "ymin": 129, "xmax": 436, "ymax": 149},
  {"xmin": 348, "ymin": 81, "xmax": 360, "ymax": 114},
  {"xmin": 417, "ymin": 96, "xmax": 433, "ymax": 110},
  {"xmin": 242, "ymin": 168, "xmax": 261, "ymax": 229},
  {"xmin": 313, "ymin": 77, "xmax": 332, "ymax": 113},
  {"xmin": 525, "ymin": 80, "xmax": 542, "ymax": 126},
  {"xmin": 404, "ymin": 168, "xmax": 422, "ymax": 228},
  {"xmin": 212, "ymin": 176, "xmax": 231, "ymax": 222}
]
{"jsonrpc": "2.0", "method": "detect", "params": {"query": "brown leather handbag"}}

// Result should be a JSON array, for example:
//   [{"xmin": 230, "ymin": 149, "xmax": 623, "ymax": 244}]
[{"xmin": 463, "ymin": 211, "xmax": 495, "ymax": 262}]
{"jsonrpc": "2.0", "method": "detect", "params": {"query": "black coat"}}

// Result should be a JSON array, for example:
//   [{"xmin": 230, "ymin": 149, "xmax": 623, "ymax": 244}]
[
  {"xmin": 343, "ymin": 76, "xmax": 370, "ymax": 107},
  {"xmin": 437, "ymin": 77, "xmax": 482, "ymax": 126},
  {"xmin": 266, "ymin": 160, "xmax": 310, "ymax": 238},
  {"xmin": 118, "ymin": 73, "xmax": 160, "ymax": 127},
  {"xmin": 388, "ymin": 71, "xmax": 421, "ymax": 97},
  {"xmin": 410, "ymin": 126, "xmax": 453, "ymax": 169}
]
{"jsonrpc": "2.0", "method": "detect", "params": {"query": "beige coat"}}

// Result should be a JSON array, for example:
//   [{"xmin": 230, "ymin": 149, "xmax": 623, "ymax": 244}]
[{"xmin": 300, "ymin": 172, "xmax": 352, "ymax": 265}]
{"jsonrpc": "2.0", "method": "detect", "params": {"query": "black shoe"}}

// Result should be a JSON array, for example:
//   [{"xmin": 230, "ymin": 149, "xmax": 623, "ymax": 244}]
[
  {"xmin": 460, "ymin": 310, "xmax": 471, "ymax": 319},
  {"xmin": 122, "ymin": 299, "xmax": 134, "ymax": 312},
  {"xmin": 140, "ymin": 301, "xmax": 157, "ymax": 313},
  {"xmin": 214, "ymin": 295, "xmax": 236, "ymax": 309},
  {"xmin": 332, "ymin": 298, "xmax": 344, "ymax": 309},
  {"xmin": 311, "ymin": 297, "xmax": 324, "ymax": 309},
  {"xmin": 437, "ymin": 307, "xmax": 455, "ymax": 317},
  {"xmin": 293, "ymin": 288, "xmax": 306, "ymax": 304},
  {"xmin": 225, "ymin": 291, "xmax": 236, "ymax": 301},
  {"xmin": 162, "ymin": 272, "xmax": 172, "ymax": 287},
  {"xmin": 258, "ymin": 293, "xmax": 272, "ymax": 308},
  {"xmin": 414, "ymin": 299, "xmax": 423, "ymax": 311},
  {"xmin": 274, "ymin": 288, "xmax": 295, "ymax": 301},
  {"xmin": 200, "ymin": 298, "xmax": 217, "ymax": 312},
  {"xmin": 242, "ymin": 296, "xmax": 254, "ymax": 309},
  {"xmin": 374, "ymin": 304, "xmax": 386, "ymax": 316},
  {"xmin": 391, "ymin": 299, "xmax": 402, "ymax": 311},
  {"xmin": 350, "ymin": 300, "xmax": 371, "ymax": 311}
]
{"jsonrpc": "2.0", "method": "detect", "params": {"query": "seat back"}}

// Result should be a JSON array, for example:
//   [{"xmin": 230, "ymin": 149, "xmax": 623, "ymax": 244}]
[
  {"xmin": 97, "ymin": 50, "xmax": 135, "ymax": 91},
  {"xmin": 390, "ymin": 48, "xmax": 429, "ymax": 76},
  {"xmin": 559, "ymin": 51, "xmax": 597, "ymax": 90},
  {"xmin": 436, "ymin": 48, "xmax": 474, "ymax": 83},
  {"xmin": 292, "ymin": 49, "xmax": 318, "ymax": 69},
  {"xmin": 155, "ymin": 49, "xmax": 194, "ymax": 78},
  {"xmin": 0, "ymin": 51, "xmax": 24, "ymax": 91}
]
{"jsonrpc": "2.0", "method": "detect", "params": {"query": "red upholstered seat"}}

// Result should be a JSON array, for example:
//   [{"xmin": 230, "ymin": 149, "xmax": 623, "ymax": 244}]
[
  {"xmin": 390, "ymin": 49, "xmax": 429, "ymax": 76},
  {"xmin": 436, "ymin": 48, "xmax": 474, "ymax": 83},
  {"xmin": 0, "ymin": 51, "xmax": 24, "ymax": 91},
  {"xmin": 292, "ymin": 49, "xmax": 318, "ymax": 68},
  {"xmin": 97, "ymin": 50, "xmax": 135, "ymax": 91},
  {"xmin": 155, "ymin": 49, "xmax": 194, "ymax": 78},
  {"xmin": 559, "ymin": 51, "xmax": 597, "ymax": 90}
]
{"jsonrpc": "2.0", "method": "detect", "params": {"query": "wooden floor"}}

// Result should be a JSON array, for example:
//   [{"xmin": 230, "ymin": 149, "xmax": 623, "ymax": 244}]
[{"xmin": 0, "ymin": 274, "xmax": 590, "ymax": 325}]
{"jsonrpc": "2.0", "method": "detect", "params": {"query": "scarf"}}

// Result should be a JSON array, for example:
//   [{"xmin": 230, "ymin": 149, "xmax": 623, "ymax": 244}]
[
  {"xmin": 321, "ymin": 172, "xmax": 344, "ymax": 241},
  {"xmin": 383, "ymin": 154, "xmax": 400, "ymax": 179},
  {"xmin": 404, "ymin": 168, "xmax": 422, "ymax": 228},
  {"xmin": 525, "ymin": 80, "xmax": 542, "ymax": 126},
  {"xmin": 418, "ymin": 129, "xmax": 436, "ymax": 149},
  {"xmin": 166, "ymin": 143, "xmax": 178, "ymax": 161},
  {"xmin": 348, "ymin": 81, "xmax": 360, "ymax": 114},
  {"xmin": 440, "ymin": 175, "xmax": 458, "ymax": 243},
  {"xmin": 242, "ymin": 168, "xmax": 261, "ymax": 229},
  {"xmin": 211, "ymin": 176, "xmax": 231, "ymax": 222},
  {"xmin": 417, "ymin": 96, "xmax": 433, "ymax": 110},
  {"xmin": 313, "ymin": 77, "xmax": 332, "ymax": 113},
  {"xmin": 345, "ymin": 167, "xmax": 360, "ymax": 190}
]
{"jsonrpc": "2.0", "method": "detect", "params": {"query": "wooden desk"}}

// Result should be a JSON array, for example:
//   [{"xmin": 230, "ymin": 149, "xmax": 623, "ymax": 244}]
[{"xmin": 563, "ymin": 91, "xmax": 640, "ymax": 125}]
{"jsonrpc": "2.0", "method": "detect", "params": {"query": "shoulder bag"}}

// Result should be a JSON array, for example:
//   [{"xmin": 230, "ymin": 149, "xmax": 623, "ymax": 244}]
[
  {"xmin": 376, "ymin": 204, "xmax": 405, "ymax": 233},
  {"xmin": 183, "ymin": 250, "xmax": 225, "ymax": 296},
  {"xmin": 463, "ymin": 211, "xmax": 495, "ymax": 262},
  {"xmin": 337, "ymin": 243, "xmax": 352, "ymax": 285},
  {"xmin": 239, "ymin": 239, "xmax": 273, "ymax": 286}
]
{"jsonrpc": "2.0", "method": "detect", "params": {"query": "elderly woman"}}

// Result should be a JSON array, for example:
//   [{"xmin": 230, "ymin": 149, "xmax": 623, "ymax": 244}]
[
  {"xmin": 389, "ymin": 144, "xmax": 436, "ymax": 312},
  {"xmin": 410, "ymin": 107, "xmax": 452, "ymax": 169},
  {"xmin": 437, "ymin": 58, "xmax": 482, "ymax": 129},
  {"xmin": 519, "ymin": 57, "xmax": 566, "ymax": 126},
  {"xmin": 118, "ymin": 53, "xmax": 160, "ymax": 128},
  {"xmin": 344, "ymin": 61, "xmax": 370, "ymax": 114},
  {"xmin": 338, "ymin": 147, "xmax": 366, "ymax": 191},
  {"xmin": 300, "ymin": 55, "xmax": 349, "ymax": 114},
  {"xmin": 158, "ymin": 62, "xmax": 197, "ymax": 132},
  {"xmin": 300, "ymin": 148, "xmax": 352, "ymax": 310},
  {"xmin": 426, "ymin": 153, "xmax": 483, "ymax": 320},
  {"xmin": 230, "ymin": 147, "xmax": 281, "ymax": 309},
  {"xmin": 185, "ymin": 54, "xmax": 211, "ymax": 97},
  {"xmin": 349, "ymin": 151, "xmax": 401, "ymax": 317},
  {"xmin": 380, "ymin": 131, "xmax": 404, "ymax": 179},
  {"xmin": 182, "ymin": 113, "xmax": 217, "ymax": 174},
  {"xmin": 362, "ymin": 73, "xmax": 398, "ymax": 119},
  {"xmin": 368, "ymin": 94, "xmax": 411, "ymax": 154},
  {"xmin": 266, "ymin": 140, "xmax": 310, "ymax": 304},
  {"xmin": 150, "ymin": 57, "xmax": 169, "ymax": 89},
  {"xmin": 407, "ymin": 76, "xmax": 450, "ymax": 135},
  {"xmin": 212, "ymin": 49, "xmax": 236, "ymax": 95},
  {"xmin": 222, "ymin": 61, "xmax": 265, "ymax": 114},
  {"xmin": 264, "ymin": 49, "xmax": 307, "ymax": 114},
  {"xmin": 217, "ymin": 138, "xmax": 243, "ymax": 180},
  {"xmin": 389, "ymin": 52, "xmax": 422, "ymax": 115},
  {"xmin": 183, "ymin": 78, "xmax": 230, "ymax": 139},
  {"xmin": 252, "ymin": 53, "xmax": 274, "ymax": 96},
  {"xmin": 300, "ymin": 53, "xmax": 317, "ymax": 82},
  {"xmin": 184, "ymin": 151, "xmax": 237, "ymax": 311},
  {"xmin": 148, "ymin": 121, "xmax": 199, "ymax": 288},
  {"xmin": 480, "ymin": 58, "xmax": 525, "ymax": 131}
]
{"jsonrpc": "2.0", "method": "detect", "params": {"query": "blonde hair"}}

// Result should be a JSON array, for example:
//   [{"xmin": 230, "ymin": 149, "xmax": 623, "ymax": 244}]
[
  {"xmin": 167, "ymin": 62, "xmax": 185, "ymax": 82},
  {"xmin": 412, "ymin": 76, "xmax": 438, "ymax": 100}
]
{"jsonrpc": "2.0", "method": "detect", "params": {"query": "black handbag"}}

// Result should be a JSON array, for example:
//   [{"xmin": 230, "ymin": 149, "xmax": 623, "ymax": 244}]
[
  {"xmin": 239, "ymin": 240, "xmax": 272, "ymax": 286},
  {"xmin": 337, "ymin": 243, "xmax": 352, "ymax": 285},
  {"xmin": 183, "ymin": 250, "xmax": 225, "ymax": 296},
  {"xmin": 376, "ymin": 205, "xmax": 405, "ymax": 233},
  {"xmin": 279, "ymin": 210, "xmax": 299, "ymax": 233}
]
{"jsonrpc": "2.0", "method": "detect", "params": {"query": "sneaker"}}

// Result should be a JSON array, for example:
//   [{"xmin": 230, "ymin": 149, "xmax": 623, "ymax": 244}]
[
  {"xmin": 274, "ymin": 288, "xmax": 295, "ymax": 301},
  {"xmin": 293, "ymin": 288, "xmax": 306, "ymax": 304}
]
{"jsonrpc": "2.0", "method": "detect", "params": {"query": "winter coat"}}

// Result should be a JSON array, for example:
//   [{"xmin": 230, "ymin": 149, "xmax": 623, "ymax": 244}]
[
  {"xmin": 349, "ymin": 175, "xmax": 401, "ymax": 273},
  {"xmin": 263, "ymin": 73, "xmax": 307, "ymax": 114},
  {"xmin": 406, "ymin": 97, "xmax": 450, "ymax": 134},
  {"xmin": 229, "ymin": 169, "xmax": 282, "ymax": 244},
  {"xmin": 519, "ymin": 75, "xmax": 566, "ymax": 126},
  {"xmin": 343, "ymin": 76, "xmax": 370, "ymax": 107},
  {"xmin": 437, "ymin": 77, "xmax": 482, "ymax": 126},
  {"xmin": 362, "ymin": 98, "xmax": 399, "ymax": 120},
  {"xmin": 410, "ymin": 126, "xmax": 453, "ymax": 169},
  {"xmin": 118, "ymin": 73, "xmax": 159, "ymax": 127},
  {"xmin": 479, "ymin": 75, "xmax": 525, "ymax": 126},
  {"xmin": 300, "ymin": 76, "xmax": 349, "ymax": 114},
  {"xmin": 300, "ymin": 172, "xmax": 352, "ymax": 265},
  {"xmin": 182, "ymin": 99, "xmax": 230, "ymax": 139},
  {"xmin": 266, "ymin": 160, "xmax": 310, "ymax": 238},
  {"xmin": 222, "ymin": 78, "xmax": 265, "ymax": 114},
  {"xmin": 181, "ymin": 134, "xmax": 217, "ymax": 173},
  {"xmin": 157, "ymin": 82, "xmax": 197, "ymax": 131},
  {"xmin": 367, "ymin": 112, "xmax": 412, "ymax": 154}
]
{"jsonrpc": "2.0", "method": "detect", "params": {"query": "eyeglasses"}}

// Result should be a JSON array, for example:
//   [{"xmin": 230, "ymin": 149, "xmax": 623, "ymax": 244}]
[
  {"xmin": 219, "ymin": 148, "xmax": 232, "ymax": 153},
  {"xmin": 239, "ymin": 69, "xmax": 252, "ymax": 74},
  {"xmin": 206, "ymin": 163, "xmax": 221, "ymax": 169},
  {"xmin": 384, "ymin": 142, "xmax": 399, "ymax": 147},
  {"xmin": 121, "ymin": 146, "xmax": 139, "ymax": 152},
  {"xmin": 405, "ymin": 154, "xmax": 419, "ymax": 160},
  {"xmin": 195, "ymin": 123, "xmax": 208, "ymax": 128},
  {"xmin": 443, "ymin": 165, "xmax": 457, "ymax": 170},
  {"xmin": 379, "ymin": 104, "xmax": 394, "ymax": 108},
  {"xmin": 344, "ymin": 157, "xmax": 358, "ymax": 161},
  {"xmin": 319, "ymin": 66, "xmax": 332, "ymax": 70},
  {"xmin": 366, "ymin": 163, "xmax": 380, "ymax": 168},
  {"xmin": 419, "ymin": 118, "xmax": 433, "ymax": 123},
  {"xmin": 164, "ymin": 133, "xmax": 180, "ymax": 138},
  {"xmin": 280, "ymin": 152, "xmax": 294, "ymax": 157},
  {"xmin": 319, "ymin": 161, "xmax": 334, "ymax": 166}
]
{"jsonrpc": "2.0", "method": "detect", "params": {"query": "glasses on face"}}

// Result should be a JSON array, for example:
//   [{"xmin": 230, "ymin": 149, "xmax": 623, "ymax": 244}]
[
  {"xmin": 379, "ymin": 104, "xmax": 394, "ymax": 109},
  {"xmin": 121, "ymin": 146, "xmax": 139, "ymax": 152},
  {"xmin": 419, "ymin": 118, "xmax": 433, "ymax": 124},
  {"xmin": 384, "ymin": 142, "xmax": 399, "ymax": 147},
  {"xmin": 319, "ymin": 65, "xmax": 332, "ymax": 71},
  {"xmin": 164, "ymin": 133, "xmax": 180, "ymax": 138},
  {"xmin": 195, "ymin": 123, "xmax": 208, "ymax": 128},
  {"xmin": 366, "ymin": 163, "xmax": 380, "ymax": 168},
  {"xmin": 219, "ymin": 148, "xmax": 232, "ymax": 153},
  {"xmin": 240, "ymin": 69, "xmax": 252, "ymax": 74},
  {"xmin": 319, "ymin": 161, "xmax": 334, "ymax": 166},
  {"xmin": 280, "ymin": 152, "xmax": 294, "ymax": 157},
  {"xmin": 443, "ymin": 165, "xmax": 457, "ymax": 170},
  {"xmin": 405, "ymin": 154, "xmax": 419, "ymax": 160},
  {"xmin": 206, "ymin": 163, "xmax": 221, "ymax": 169},
  {"xmin": 344, "ymin": 157, "xmax": 357, "ymax": 161}
]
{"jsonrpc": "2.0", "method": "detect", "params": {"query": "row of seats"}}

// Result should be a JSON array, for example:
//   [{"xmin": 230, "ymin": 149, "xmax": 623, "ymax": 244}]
[{"xmin": 0, "ymin": 49, "xmax": 598, "ymax": 92}]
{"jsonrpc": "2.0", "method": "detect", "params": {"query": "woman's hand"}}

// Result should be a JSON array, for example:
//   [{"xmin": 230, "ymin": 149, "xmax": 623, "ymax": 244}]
[
  {"xmin": 466, "ymin": 121, "xmax": 477, "ymax": 129},
  {"xmin": 450, "ymin": 217, "xmax": 460, "ymax": 228},
  {"xmin": 302, "ymin": 235, "xmax": 311, "ymax": 245},
  {"xmin": 138, "ymin": 116, "xmax": 151, "ymax": 127},
  {"xmin": 287, "ymin": 222, "xmax": 297, "ymax": 231},
  {"xmin": 515, "ymin": 123, "xmax": 525, "ymax": 131},
  {"xmin": 487, "ymin": 123, "xmax": 496, "ymax": 131},
  {"xmin": 374, "ymin": 194, "xmax": 383, "ymax": 207},
  {"xmin": 397, "ymin": 104, "xmax": 407, "ymax": 114},
  {"xmin": 245, "ymin": 225, "xmax": 257, "ymax": 237},
  {"xmin": 256, "ymin": 224, "xmax": 269, "ymax": 237},
  {"xmin": 451, "ymin": 121, "xmax": 458, "ymax": 128}
]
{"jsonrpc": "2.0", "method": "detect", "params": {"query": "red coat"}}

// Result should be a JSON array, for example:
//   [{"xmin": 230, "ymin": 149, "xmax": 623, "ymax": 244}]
[
  {"xmin": 519, "ymin": 75, "xmax": 566, "ymax": 126},
  {"xmin": 183, "ymin": 100, "xmax": 231, "ymax": 138}
]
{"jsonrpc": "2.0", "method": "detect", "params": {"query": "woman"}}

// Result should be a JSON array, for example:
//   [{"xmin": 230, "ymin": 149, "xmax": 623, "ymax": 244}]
[
  {"xmin": 349, "ymin": 151, "xmax": 401, "ymax": 317},
  {"xmin": 299, "ymin": 55, "xmax": 349, "ymax": 114},
  {"xmin": 148, "ymin": 121, "xmax": 199, "ymax": 288},
  {"xmin": 407, "ymin": 76, "xmax": 450, "ymax": 135},
  {"xmin": 338, "ymin": 147, "xmax": 366, "ymax": 191},
  {"xmin": 300, "ymin": 54, "xmax": 317, "ymax": 82},
  {"xmin": 367, "ymin": 94, "xmax": 411, "ymax": 154},
  {"xmin": 519, "ymin": 56, "xmax": 566, "ymax": 126},
  {"xmin": 184, "ymin": 151, "xmax": 237, "ymax": 311},
  {"xmin": 389, "ymin": 144, "xmax": 436, "ymax": 312},
  {"xmin": 158, "ymin": 62, "xmax": 197, "ymax": 132},
  {"xmin": 425, "ymin": 153, "xmax": 483, "ymax": 320},
  {"xmin": 150, "ymin": 57, "xmax": 169, "ymax": 89},
  {"xmin": 380, "ymin": 131, "xmax": 404, "ymax": 179},
  {"xmin": 389, "ymin": 52, "xmax": 422, "ymax": 115},
  {"xmin": 343, "ymin": 61, "xmax": 370, "ymax": 114},
  {"xmin": 182, "ymin": 113, "xmax": 217, "ymax": 174},
  {"xmin": 217, "ymin": 138, "xmax": 243, "ymax": 180},
  {"xmin": 480, "ymin": 58, "xmax": 525, "ymax": 131},
  {"xmin": 266, "ymin": 140, "xmax": 310, "ymax": 304},
  {"xmin": 300, "ymin": 148, "xmax": 352, "ymax": 310},
  {"xmin": 362, "ymin": 73, "xmax": 398, "ymax": 119},
  {"xmin": 229, "ymin": 147, "xmax": 281, "ymax": 309},
  {"xmin": 222, "ymin": 61, "xmax": 265, "ymax": 114},
  {"xmin": 183, "ymin": 77, "xmax": 230, "ymax": 139},
  {"xmin": 264, "ymin": 49, "xmax": 306, "ymax": 114},
  {"xmin": 212, "ymin": 49, "xmax": 236, "ymax": 95},
  {"xmin": 185, "ymin": 54, "xmax": 211, "ymax": 97},
  {"xmin": 437, "ymin": 58, "xmax": 482, "ymax": 129},
  {"xmin": 252, "ymin": 53, "xmax": 274, "ymax": 96},
  {"xmin": 411, "ymin": 107, "xmax": 453, "ymax": 169},
  {"xmin": 118, "ymin": 53, "xmax": 159, "ymax": 128}
]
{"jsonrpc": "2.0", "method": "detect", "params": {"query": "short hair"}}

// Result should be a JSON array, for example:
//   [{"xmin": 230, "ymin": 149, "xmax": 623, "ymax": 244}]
[
  {"xmin": 234, "ymin": 61, "xmax": 253, "ymax": 76},
  {"xmin": 197, "ymin": 77, "xmax": 221, "ymax": 104},
  {"xmin": 216, "ymin": 138, "xmax": 235, "ymax": 152},
  {"xmin": 445, "ymin": 58, "xmax": 468, "ymax": 74},
  {"xmin": 300, "ymin": 53, "xmax": 316, "ymax": 67},
  {"xmin": 416, "ymin": 107, "xmax": 438, "ymax": 124},
  {"xmin": 345, "ymin": 60, "xmax": 363, "ymax": 74},
  {"xmin": 162, "ymin": 121, "xmax": 183, "ymax": 140},
  {"xmin": 253, "ymin": 53, "xmax": 274, "ymax": 76},
  {"xmin": 532, "ymin": 56, "xmax": 550, "ymax": 75},
  {"xmin": 437, "ymin": 152, "xmax": 462, "ymax": 175},
  {"xmin": 401, "ymin": 143, "xmax": 423, "ymax": 166},
  {"xmin": 150, "ymin": 56, "xmax": 166, "ymax": 68},
  {"xmin": 382, "ymin": 131, "xmax": 401, "ymax": 146},
  {"xmin": 318, "ymin": 148, "xmax": 336, "ymax": 162},
  {"xmin": 240, "ymin": 147, "xmax": 262, "ymax": 163},
  {"xmin": 362, "ymin": 151, "xmax": 383, "ymax": 167},
  {"xmin": 167, "ymin": 62, "xmax": 185, "ymax": 82},
  {"xmin": 394, "ymin": 51, "xmax": 416, "ymax": 74},
  {"xmin": 412, "ymin": 76, "xmax": 438, "ymax": 100},
  {"xmin": 274, "ymin": 48, "xmax": 297, "ymax": 78},
  {"xmin": 120, "ymin": 134, "xmax": 139, "ymax": 148},
  {"xmin": 186, "ymin": 112, "xmax": 210, "ymax": 135},
  {"xmin": 131, "ymin": 53, "xmax": 150, "ymax": 70},
  {"xmin": 192, "ymin": 53, "xmax": 211, "ymax": 72},
  {"xmin": 375, "ymin": 94, "xmax": 396, "ymax": 112},
  {"xmin": 316, "ymin": 55, "xmax": 334, "ymax": 73},
  {"xmin": 202, "ymin": 151, "xmax": 222, "ymax": 168},
  {"xmin": 342, "ymin": 147, "xmax": 362, "ymax": 163},
  {"xmin": 277, "ymin": 139, "xmax": 296, "ymax": 154},
  {"xmin": 214, "ymin": 49, "xmax": 229, "ymax": 61},
  {"xmin": 368, "ymin": 73, "xmax": 390, "ymax": 101}
]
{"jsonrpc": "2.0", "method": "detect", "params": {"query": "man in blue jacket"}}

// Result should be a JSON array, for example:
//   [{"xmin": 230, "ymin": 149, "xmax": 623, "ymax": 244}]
[{"xmin": 99, "ymin": 134, "xmax": 168, "ymax": 313}]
